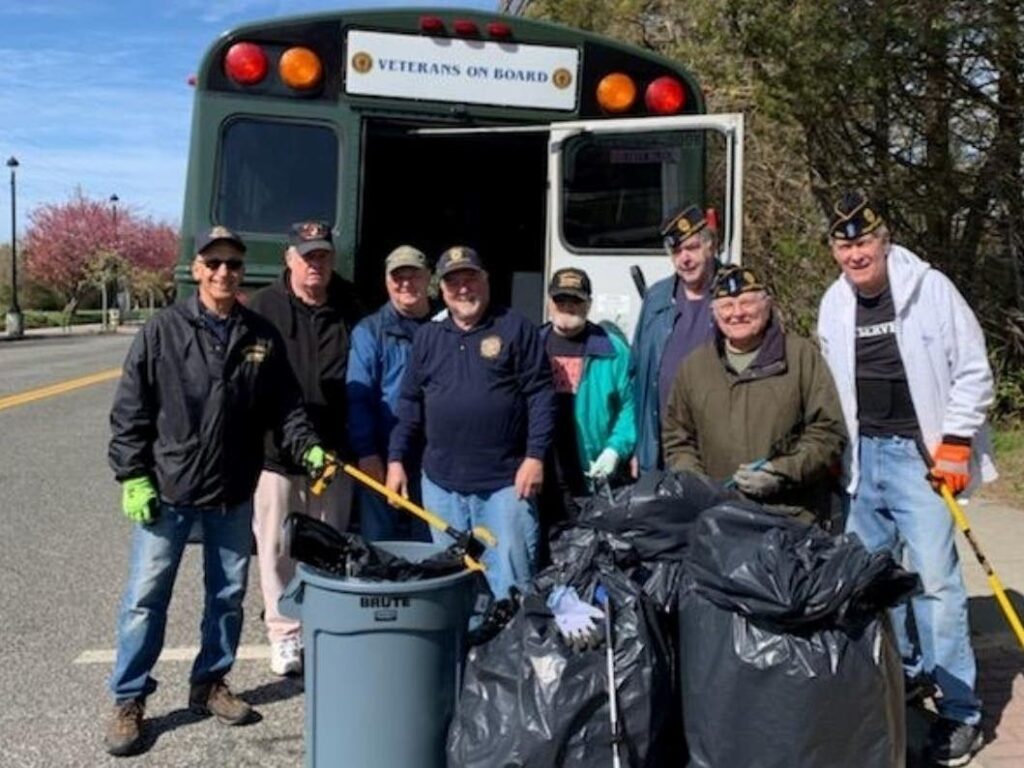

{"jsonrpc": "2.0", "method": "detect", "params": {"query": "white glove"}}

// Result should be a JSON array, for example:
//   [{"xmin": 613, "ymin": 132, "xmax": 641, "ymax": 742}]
[
  {"xmin": 587, "ymin": 448, "xmax": 619, "ymax": 479},
  {"xmin": 547, "ymin": 585, "xmax": 605, "ymax": 652}
]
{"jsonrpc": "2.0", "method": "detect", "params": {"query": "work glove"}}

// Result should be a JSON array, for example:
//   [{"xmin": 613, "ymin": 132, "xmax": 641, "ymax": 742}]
[
  {"xmin": 303, "ymin": 445, "xmax": 329, "ymax": 477},
  {"xmin": 930, "ymin": 438, "xmax": 971, "ymax": 494},
  {"xmin": 586, "ymin": 448, "xmax": 619, "ymax": 480},
  {"xmin": 121, "ymin": 476, "xmax": 158, "ymax": 524},
  {"xmin": 732, "ymin": 460, "xmax": 786, "ymax": 498},
  {"xmin": 547, "ymin": 585, "xmax": 605, "ymax": 652}
]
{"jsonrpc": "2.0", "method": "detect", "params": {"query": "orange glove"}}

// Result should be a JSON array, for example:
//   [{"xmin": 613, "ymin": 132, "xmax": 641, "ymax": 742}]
[{"xmin": 930, "ymin": 438, "xmax": 971, "ymax": 494}]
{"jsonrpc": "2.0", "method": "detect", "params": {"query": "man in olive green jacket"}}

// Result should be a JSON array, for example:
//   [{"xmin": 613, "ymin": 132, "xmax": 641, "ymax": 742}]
[{"xmin": 662, "ymin": 266, "xmax": 846, "ymax": 521}]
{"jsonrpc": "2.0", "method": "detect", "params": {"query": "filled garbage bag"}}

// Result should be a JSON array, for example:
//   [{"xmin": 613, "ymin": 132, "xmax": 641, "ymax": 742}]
[
  {"xmin": 679, "ymin": 501, "xmax": 919, "ymax": 768},
  {"xmin": 447, "ymin": 549, "xmax": 674, "ymax": 768},
  {"xmin": 549, "ymin": 470, "xmax": 729, "ymax": 611},
  {"xmin": 282, "ymin": 512, "xmax": 465, "ymax": 580}
]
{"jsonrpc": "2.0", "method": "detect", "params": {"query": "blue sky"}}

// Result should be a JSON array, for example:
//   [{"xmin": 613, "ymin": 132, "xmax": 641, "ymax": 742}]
[{"xmin": 0, "ymin": 1, "xmax": 496, "ymax": 242}]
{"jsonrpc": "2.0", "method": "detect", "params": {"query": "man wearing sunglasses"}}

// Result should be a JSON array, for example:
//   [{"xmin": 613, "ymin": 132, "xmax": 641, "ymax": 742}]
[
  {"xmin": 105, "ymin": 226, "xmax": 327, "ymax": 756},
  {"xmin": 247, "ymin": 221, "xmax": 364, "ymax": 678},
  {"xmin": 631, "ymin": 204, "xmax": 719, "ymax": 475},
  {"xmin": 662, "ymin": 265, "xmax": 845, "ymax": 523}
]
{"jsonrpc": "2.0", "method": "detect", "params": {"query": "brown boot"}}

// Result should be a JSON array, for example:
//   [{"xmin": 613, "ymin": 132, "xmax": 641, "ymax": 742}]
[
  {"xmin": 104, "ymin": 699, "xmax": 145, "ymax": 756},
  {"xmin": 188, "ymin": 679, "xmax": 255, "ymax": 725}
]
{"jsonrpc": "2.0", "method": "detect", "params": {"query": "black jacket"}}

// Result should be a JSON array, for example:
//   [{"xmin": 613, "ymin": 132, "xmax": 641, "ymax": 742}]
[
  {"xmin": 248, "ymin": 271, "xmax": 364, "ymax": 474},
  {"xmin": 108, "ymin": 295, "xmax": 319, "ymax": 507}
]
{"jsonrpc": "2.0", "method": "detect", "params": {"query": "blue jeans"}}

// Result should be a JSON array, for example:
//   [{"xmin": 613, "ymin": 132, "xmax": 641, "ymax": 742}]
[
  {"xmin": 846, "ymin": 435, "xmax": 980, "ymax": 725},
  {"xmin": 421, "ymin": 473, "xmax": 539, "ymax": 600},
  {"xmin": 109, "ymin": 501, "xmax": 252, "ymax": 704},
  {"xmin": 358, "ymin": 473, "xmax": 430, "ymax": 543}
]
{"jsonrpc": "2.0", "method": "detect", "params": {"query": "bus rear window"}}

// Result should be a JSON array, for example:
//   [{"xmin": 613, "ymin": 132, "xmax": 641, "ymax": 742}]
[
  {"xmin": 561, "ymin": 131, "xmax": 709, "ymax": 251},
  {"xmin": 215, "ymin": 119, "xmax": 338, "ymax": 233}
]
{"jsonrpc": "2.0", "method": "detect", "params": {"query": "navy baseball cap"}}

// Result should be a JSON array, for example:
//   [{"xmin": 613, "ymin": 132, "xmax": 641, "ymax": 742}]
[
  {"xmin": 437, "ymin": 246, "xmax": 484, "ymax": 278},
  {"xmin": 289, "ymin": 220, "xmax": 334, "ymax": 255},
  {"xmin": 195, "ymin": 225, "xmax": 246, "ymax": 255}
]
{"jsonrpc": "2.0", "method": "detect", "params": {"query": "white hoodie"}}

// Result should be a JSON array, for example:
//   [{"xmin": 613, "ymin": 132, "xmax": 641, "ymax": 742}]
[{"xmin": 817, "ymin": 244, "xmax": 997, "ymax": 494}]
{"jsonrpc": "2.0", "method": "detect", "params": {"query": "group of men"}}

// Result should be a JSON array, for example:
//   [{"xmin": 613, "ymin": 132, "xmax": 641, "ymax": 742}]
[{"xmin": 103, "ymin": 190, "xmax": 995, "ymax": 767}]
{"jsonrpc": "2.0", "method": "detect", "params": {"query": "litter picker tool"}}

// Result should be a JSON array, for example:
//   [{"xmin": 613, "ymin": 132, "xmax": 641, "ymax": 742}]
[
  {"xmin": 310, "ymin": 455, "xmax": 496, "ymax": 573},
  {"xmin": 595, "ymin": 584, "xmax": 623, "ymax": 768},
  {"xmin": 936, "ymin": 481, "xmax": 1024, "ymax": 649}
]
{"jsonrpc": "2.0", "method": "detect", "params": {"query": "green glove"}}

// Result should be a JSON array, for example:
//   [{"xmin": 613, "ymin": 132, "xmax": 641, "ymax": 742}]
[
  {"xmin": 121, "ymin": 476, "xmax": 158, "ymax": 524},
  {"xmin": 732, "ymin": 461, "xmax": 786, "ymax": 498},
  {"xmin": 303, "ymin": 445, "xmax": 328, "ymax": 476}
]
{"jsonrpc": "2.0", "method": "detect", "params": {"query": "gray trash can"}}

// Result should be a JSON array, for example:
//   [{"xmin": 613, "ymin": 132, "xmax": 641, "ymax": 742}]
[{"xmin": 279, "ymin": 542, "xmax": 476, "ymax": 768}]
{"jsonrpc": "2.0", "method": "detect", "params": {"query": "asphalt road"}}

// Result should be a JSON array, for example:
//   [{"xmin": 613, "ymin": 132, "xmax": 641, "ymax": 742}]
[{"xmin": 0, "ymin": 331, "xmax": 305, "ymax": 767}]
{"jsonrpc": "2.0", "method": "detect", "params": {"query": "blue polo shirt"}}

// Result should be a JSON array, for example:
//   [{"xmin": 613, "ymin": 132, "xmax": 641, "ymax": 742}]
[{"xmin": 388, "ymin": 306, "xmax": 555, "ymax": 494}]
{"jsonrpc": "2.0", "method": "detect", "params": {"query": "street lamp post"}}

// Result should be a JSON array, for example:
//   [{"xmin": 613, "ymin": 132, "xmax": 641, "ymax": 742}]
[
  {"xmin": 103, "ymin": 193, "xmax": 120, "ymax": 331},
  {"xmin": 6, "ymin": 156, "xmax": 23, "ymax": 339}
]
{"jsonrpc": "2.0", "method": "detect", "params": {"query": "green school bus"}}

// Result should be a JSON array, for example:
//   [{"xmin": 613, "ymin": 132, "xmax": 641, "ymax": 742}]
[{"xmin": 178, "ymin": 7, "xmax": 743, "ymax": 336}]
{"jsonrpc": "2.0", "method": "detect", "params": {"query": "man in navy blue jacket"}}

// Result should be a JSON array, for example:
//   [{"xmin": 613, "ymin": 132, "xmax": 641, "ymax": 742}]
[{"xmin": 386, "ymin": 246, "xmax": 555, "ymax": 599}]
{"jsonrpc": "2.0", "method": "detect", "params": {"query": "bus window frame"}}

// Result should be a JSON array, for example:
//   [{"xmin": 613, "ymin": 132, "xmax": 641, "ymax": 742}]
[{"xmin": 212, "ymin": 114, "xmax": 343, "ymax": 237}]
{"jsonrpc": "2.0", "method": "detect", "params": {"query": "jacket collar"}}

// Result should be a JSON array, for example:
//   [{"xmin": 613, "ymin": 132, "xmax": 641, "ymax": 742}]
[
  {"xmin": 716, "ymin": 312, "xmax": 787, "ymax": 381},
  {"xmin": 539, "ymin": 321, "xmax": 615, "ymax": 358}
]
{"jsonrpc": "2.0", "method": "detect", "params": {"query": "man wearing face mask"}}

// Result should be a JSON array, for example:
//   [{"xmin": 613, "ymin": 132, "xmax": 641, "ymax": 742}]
[
  {"xmin": 539, "ymin": 268, "xmax": 635, "ymax": 528},
  {"xmin": 386, "ymin": 246, "xmax": 555, "ymax": 600},
  {"xmin": 247, "ymin": 221, "xmax": 364, "ymax": 678},
  {"xmin": 662, "ymin": 265, "xmax": 845, "ymax": 521},
  {"xmin": 631, "ymin": 204, "xmax": 719, "ymax": 473}
]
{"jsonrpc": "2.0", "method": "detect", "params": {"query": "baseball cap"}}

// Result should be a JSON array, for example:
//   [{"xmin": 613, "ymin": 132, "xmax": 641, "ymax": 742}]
[
  {"xmin": 288, "ymin": 220, "xmax": 334, "ymax": 256},
  {"xmin": 436, "ymin": 245, "xmax": 484, "ymax": 278},
  {"xmin": 195, "ymin": 225, "xmax": 246, "ymax": 255},
  {"xmin": 548, "ymin": 267, "xmax": 592, "ymax": 301},
  {"xmin": 385, "ymin": 245, "xmax": 428, "ymax": 273}
]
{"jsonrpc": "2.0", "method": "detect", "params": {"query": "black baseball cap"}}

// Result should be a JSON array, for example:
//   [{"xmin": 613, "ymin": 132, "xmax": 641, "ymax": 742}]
[
  {"xmin": 437, "ymin": 245, "xmax": 484, "ymax": 278},
  {"xmin": 548, "ymin": 267, "xmax": 592, "ymax": 301},
  {"xmin": 288, "ymin": 220, "xmax": 334, "ymax": 256},
  {"xmin": 195, "ymin": 225, "xmax": 246, "ymax": 255}
]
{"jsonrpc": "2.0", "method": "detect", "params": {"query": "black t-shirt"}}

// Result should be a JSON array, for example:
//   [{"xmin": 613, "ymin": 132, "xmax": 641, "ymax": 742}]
[
  {"xmin": 855, "ymin": 287, "xmax": 920, "ymax": 437},
  {"xmin": 545, "ymin": 327, "xmax": 589, "ymax": 501}
]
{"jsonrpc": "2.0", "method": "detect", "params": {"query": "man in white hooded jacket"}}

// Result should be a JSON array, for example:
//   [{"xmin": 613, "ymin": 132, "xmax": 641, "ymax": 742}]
[{"xmin": 817, "ymin": 191, "xmax": 996, "ymax": 768}]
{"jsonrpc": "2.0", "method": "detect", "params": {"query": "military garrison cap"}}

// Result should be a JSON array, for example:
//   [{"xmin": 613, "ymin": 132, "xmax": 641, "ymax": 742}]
[
  {"xmin": 660, "ymin": 204, "xmax": 708, "ymax": 249},
  {"xmin": 289, "ymin": 220, "xmax": 334, "ymax": 255},
  {"xmin": 195, "ymin": 225, "xmax": 246, "ymax": 255},
  {"xmin": 829, "ymin": 191, "xmax": 884, "ymax": 240},
  {"xmin": 437, "ymin": 245, "xmax": 484, "ymax": 278},
  {"xmin": 712, "ymin": 265, "xmax": 765, "ymax": 299}
]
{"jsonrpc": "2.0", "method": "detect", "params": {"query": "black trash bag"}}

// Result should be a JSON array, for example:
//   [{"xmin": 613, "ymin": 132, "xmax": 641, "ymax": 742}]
[
  {"xmin": 282, "ymin": 513, "xmax": 465, "ymax": 580},
  {"xmin": 447, "ymin": 551, "xmax": 674, "ymax": 768},
  {"xmin": 549, "ymin": 470, "xmax": 729, "ymax": 611},
  {"xmin": 679, "ymin": 502, "xmax": 920, "ymax": 768}
]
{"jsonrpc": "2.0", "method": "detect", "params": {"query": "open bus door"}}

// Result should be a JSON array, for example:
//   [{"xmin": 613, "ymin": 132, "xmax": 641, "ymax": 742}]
[{"xmin": 547, "ymin": 113, "xmax": 744, "ymax": 338}]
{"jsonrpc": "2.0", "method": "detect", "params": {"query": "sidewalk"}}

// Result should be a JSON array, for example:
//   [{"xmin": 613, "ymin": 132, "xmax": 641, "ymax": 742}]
[
  {"xmin": 951, "ymin": 497, "xmax": 1024, "ymax": 768},
  {"xmin": 1, "ymin": 321, "xmax": 139, "ymax": 341}
]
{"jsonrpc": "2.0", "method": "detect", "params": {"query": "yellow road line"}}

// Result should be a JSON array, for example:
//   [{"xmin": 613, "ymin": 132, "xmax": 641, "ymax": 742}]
[{"xmin": 0, "ymin": 368, "xmax": 122, "ymax": 411}]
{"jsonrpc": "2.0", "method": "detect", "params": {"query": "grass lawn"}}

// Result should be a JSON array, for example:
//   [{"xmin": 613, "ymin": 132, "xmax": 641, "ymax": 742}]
[{"xmin": 981, "ymin": 423, "xmax": 1024, "ymax": 505}]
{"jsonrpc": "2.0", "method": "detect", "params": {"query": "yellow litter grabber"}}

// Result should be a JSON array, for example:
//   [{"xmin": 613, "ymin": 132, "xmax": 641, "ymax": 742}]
[
  {"xmin": 311, "ymin": 455, "xmax": 497, "ymax": 573},
  {"xmin": 937, "ymin": 482, "xmax": 1024, "ymax": 649}
]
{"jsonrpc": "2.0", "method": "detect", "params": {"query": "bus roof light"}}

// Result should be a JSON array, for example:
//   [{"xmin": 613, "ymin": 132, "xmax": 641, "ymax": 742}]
[
  {"xmin": 645, "ymin": 76, "xmax": 686, "ymax": 114},
  {"xmin": 487, "ymin": 22, "xmax": 513, "ymax": 39},
  {"xmin": 596, "ymin": 73, "xmax": 637, "ymax": 113},
  {"xmin": 280, "ymin": 46, "xmax": 323, "ymax": 90},
  {"xmin": 452, "ymin": 19, "xmax": 480, "ymax": 36},
  {"xmin": 419, "ymin": 15, "xmax": 445, "ymax": 34},
  {"xmin": 224, "ymin": 42, "xmax": 268, "ymax": 86}
]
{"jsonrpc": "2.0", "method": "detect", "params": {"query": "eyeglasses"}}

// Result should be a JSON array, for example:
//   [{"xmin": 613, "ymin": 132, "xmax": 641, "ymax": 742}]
[
  {"xmin": 714, "ymin": 295, "xmax": 765, "ymax": 315},
  {"xmin": 201, "ymin": 258, "xmax": 244, "ymax": 272}
]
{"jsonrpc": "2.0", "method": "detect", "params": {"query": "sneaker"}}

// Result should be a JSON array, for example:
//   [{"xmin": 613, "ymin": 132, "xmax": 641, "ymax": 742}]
[
  {"xmin": 188, "ymin": 679, "xmax": 255, "ymax": 725},
  {"xmin": 104, "ymin": 699, "xmax": 145, "ymax": 757},
  {"xmin": 928, "ymin": 719, "xmax": 983, "ymax": 767},
  {"xmin": 905, "ymin": 672, "xmax": 937, "ymax": 706},
  {"xmin": 270, "ymin": 636, "xmax": 303, "ymax": 677}
]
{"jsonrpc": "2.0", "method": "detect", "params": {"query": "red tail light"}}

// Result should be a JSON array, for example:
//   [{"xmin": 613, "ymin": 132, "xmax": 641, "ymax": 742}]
[
  {"xmin": 420, "ymin": 15, "xmax": 444, "ymax": 34},
  {"xmin": 452, "ymin": 19, "xmax": 479, "ymax": 36},
  {"xmin": 224, "ymin": 42, "xmax": 268, "ymax": 86},
  {"xmin": 487, "ymin": 22, "xmax": 513, "ymax": 39},
  {"xmin": 645, "ymin": 76, "xmax": 686, "ymax": 114}
]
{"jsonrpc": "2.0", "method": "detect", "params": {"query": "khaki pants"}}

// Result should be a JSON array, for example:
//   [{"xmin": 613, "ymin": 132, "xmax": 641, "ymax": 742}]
[{"xmin": 253, "ymin": 469, "xmax": 352, "ymax": 642}]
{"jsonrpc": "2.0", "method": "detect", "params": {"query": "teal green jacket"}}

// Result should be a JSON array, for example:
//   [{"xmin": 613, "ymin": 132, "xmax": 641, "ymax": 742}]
[{"xmin": 540, "ymin": 322, "xmax": 637, "ymax": 473}]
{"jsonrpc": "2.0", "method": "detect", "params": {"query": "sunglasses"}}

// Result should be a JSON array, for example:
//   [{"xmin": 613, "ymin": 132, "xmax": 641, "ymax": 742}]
[{"xmin": 201, "ymin": 258, "xmax": 244, "ymax": 272}]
